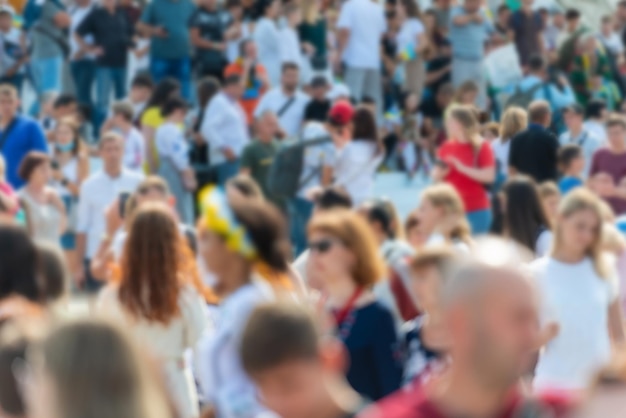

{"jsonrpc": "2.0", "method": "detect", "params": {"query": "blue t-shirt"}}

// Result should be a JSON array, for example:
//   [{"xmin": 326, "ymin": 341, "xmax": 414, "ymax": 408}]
[
  {"xmin": 140, "ymin": 0, "xmax": 196, "ymax": 60},
  {"xmin": 558, "ymin": 176, "xmax": 583, "ymax": 195},
  {"xmin": 448, "ymin": 6, "xmax": 492, "ymax": 60},
  {"xmin": 336, "ymin": 301, "xmax": 403, "ymax": 401},
  {"xmin": 1, "ymin": 115, "xmax": 48, "ymax": 188}
]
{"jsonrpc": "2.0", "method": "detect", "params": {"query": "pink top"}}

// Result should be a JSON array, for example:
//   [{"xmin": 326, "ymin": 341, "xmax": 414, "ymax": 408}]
[{"xmin": 0, "ymin": 182, "xmax": 19, "ymax": 215}]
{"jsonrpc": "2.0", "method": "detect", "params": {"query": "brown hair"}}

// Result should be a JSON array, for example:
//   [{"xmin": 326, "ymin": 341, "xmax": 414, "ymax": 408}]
[
  {"xmin": 112, "ymin": 101, "xmax": 135, "ymax": 122},
  {"xmin": 400, "ymin": 0, "xmax": 421, "ymax": 18},
  {"xmin": 308, "ymin": 210, "xmax": 385, "ymax": 288},
  {"xmin": 118, "ymin": 203, "xmax": 198, "ymax": 323},
  {"xmin": 482, "ymin": 122, "xmax": 500, "ymax": 138},
  {"xmin": 538, "ymin": 181, "xmax": 560, "ymax": 199},
  {"xmin": 227, "ymin": 175, "xmax": 264, "ymax": 200},
  {"xmin": 452, "ymin": 81, "xmax": 479, "ymax": 104},
  {"xmin": 410, "ymin": 247, "xmax": 456, "ymax": 280},
  {"xmin": 55, "ymin": 116, "xmax": 85, "ymax": 157},
  {"xmin": 136, "ymin": 176, "xmax": 170, "ymax": 197},
  {"xmin": 528, "ymin": 100, "xmax": 551, "ymax": 124},
  {"xmin": 499, "ymin": 106, "xmax": 528, "ymax": 141},
  {"xmin": 18, "ymin": 151, "xmax": 49, "ymax": 182}
]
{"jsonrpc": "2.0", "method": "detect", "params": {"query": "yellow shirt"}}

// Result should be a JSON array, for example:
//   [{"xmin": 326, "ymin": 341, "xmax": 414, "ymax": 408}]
[{"xmin": 141, "ymin": 106, "xmax": 165, "ymax": 130}]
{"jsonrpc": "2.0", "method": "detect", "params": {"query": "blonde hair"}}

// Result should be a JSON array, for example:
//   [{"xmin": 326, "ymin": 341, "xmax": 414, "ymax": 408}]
[
  {"xmin": 552, "ymin": 189, "xmax": 609, "ymax": 278},
  {"xmin": 446, "ymin": 104, "xmax": 483, "ymax": 150},
  {"xmin": 538, "ymin": 181, "xmax": 560, "ymax": 199},
  {"xmin": 500, "ymin": 106, "xmax": 528, "ymax": 141},
  {"xmin": 301, "ymin": 0, "xmax": 319, "ymax": 24},
  {"xmin": 421, "ymin": 183, "xmax": 472, "ymax": 245},
  {"xmin": 308, "ymin": 210, "xmax": 385, "ymax": 288}
]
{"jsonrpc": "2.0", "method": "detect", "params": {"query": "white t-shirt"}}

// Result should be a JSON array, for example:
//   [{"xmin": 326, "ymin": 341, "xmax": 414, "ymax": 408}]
[
  {"xmin": 253, "ymin": 17, "xmax": 282, "ymax": 86},
  {"xmin": 253, "ymin": 87, "xmax": 310, "ymax": 138},
  {"xmin": 583, "ymin": 120, "xmax": 608, "ymax": 145},
  {"xmin": 122, "ymin": 127, "xmax": 145, "ymax": 172},
  {"xmin": 531, "ymin": 256, "xmax": 619, "ymax": 391},
  {"xmin": 491, "ymin": 137, "xmax": 511, "ymax": 178},
  {"xmin": 226, "ymin": 21, "xmax": 251, "ymax": 63},
  {"xmin": 279, "ymin": 26, "xmax": 303, "ymax": 68},
  {"xmin": 395, "ymin": 18, "xmax": 425, "ymax": 53},
  {"xmin": 155, "ymin": 122, "xmax": 190, "ymax": 171},
  {"xmin": 535, "ymin": 229, "xmax": 553, "ymax": 258},
  {"xmin": 337, "ymin": 0, "xmax": 387, "ymax": 69},
  {"xmin": 334, "ymin": 141, "xmax": 383, "ymax": 207},
  {"xmin": 298, "ymin": 124, "xmax": 336, "ymax": 198}
]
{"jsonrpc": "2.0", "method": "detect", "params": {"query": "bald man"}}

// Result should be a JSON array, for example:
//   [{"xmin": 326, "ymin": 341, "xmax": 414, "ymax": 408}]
[{"xmin": 363, "ymin": 238, "xmax": 573, "ymax": 418}]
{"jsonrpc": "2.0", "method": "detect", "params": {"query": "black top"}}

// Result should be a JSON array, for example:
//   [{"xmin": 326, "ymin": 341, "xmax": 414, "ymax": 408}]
[
  {"xmin": 76, "ymin": 6, "xmax": 133, "ymax": 67},
  {"xmin": 304, "ymin": 99, "xmax": 331, "ymax": 123},
  {"xmin": 508, "ymin": 124, "xmax": 560, "ymax": 183},
  {"xmin": 188, "ymin": 6, "xmax": 228, "ymax": 69}
]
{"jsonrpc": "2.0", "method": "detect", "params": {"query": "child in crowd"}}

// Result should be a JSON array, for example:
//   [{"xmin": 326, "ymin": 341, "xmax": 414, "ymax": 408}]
[
  {"xmin": 481, "ymin": 122, "xmax": 500, "ymax": 142},
  {"xmin": 154, "ymin": 97, "xmax": 196, "ymax": 224},
  {"xmin": 126, "ymin": 74, "xmax": 154, "ymax": 122},
  {"xmin": 558, "ymin": 144, "xmax": 585, "ymax": 195},
  {"xmin": 103, "ymin": 101, "xmax": 145, "ymax": 171},
  {"xmin": 241, "ymin": 303, "xmax": 369, "ymax": 418},
  {"xmin": 303, "ymin": 76, "xmax": 331, "ymax": 123},
  {"xmin": 538, "ymin": 181, "xmax": 561, "ymax": 227},
  {"xmin": 403, "ymin": 248, "xmax": 452, "ymax": 385}
]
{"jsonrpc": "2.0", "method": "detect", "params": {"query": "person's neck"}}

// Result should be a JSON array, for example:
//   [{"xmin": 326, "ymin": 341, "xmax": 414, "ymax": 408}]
[
  {"xmin": 105, "ymin": 4, "xmax": 116, "ymax": 13},
  {"xmin": 569, "ymin": 124, "xmax": 583, "ymax": 137},
  {"xmin": 282, "ymin": 86, "xmax": 297, "ymax": 96},
  {"xmin": 552, "ymin": 247, "xmax": 585, "ymax": 264},
  {"xmin": 325, "ymin": 278, "xmax": 359, "ymax": 308},
  {"xmin": 258, "ymin": 135, "xmax": 273, "ymax": 144},
  {"xmin": 25, "ymin": 182, "xmax": 45, "ymax": 196},
  {"xmin": 216, "ymin": 262, "xmax": 252, "ymax": 298},
  {"xmin": 104, "ymin": 165, "xmax": 122, "ymax": 178},
  {"xmin": 564, "ymin": 169, "xmax": 580, "ymax": 178},
  {"xmin": 611, "ymin": 141, "xmax": 626, "ymax": 154},
  {"xmin": 435, "ymin": 365, "xmax": 513, "ymax": 418}
]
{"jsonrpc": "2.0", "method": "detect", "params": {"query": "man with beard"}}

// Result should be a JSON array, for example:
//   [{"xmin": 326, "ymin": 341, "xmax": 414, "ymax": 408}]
[{"xmin": 362, "ymin": 237, "xmax": 573, "ymax": 418}]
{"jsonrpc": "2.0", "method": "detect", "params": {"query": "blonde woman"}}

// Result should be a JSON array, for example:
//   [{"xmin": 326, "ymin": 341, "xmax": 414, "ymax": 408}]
[
  {"xmin": 434, "ymin": 104, "xmax": 496, "ymax": 234},
  {"xmin": 492, "ymin": 106, "xmax": 528, "ymax": 182},
  {"xmin": 531, "ymin": 189, "xmax": 625, "ymax": 392},
  {"xmin": 413, "ymin": 183, "xmax": 472, "ymax": 252}
]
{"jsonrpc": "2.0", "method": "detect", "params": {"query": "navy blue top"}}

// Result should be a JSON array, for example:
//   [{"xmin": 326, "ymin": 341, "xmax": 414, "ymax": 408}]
[
  {"xmin": 336, "ymin": 301, "xmax": 403, "ymax": 401},
  {"xmin": 0, "ymin": 115, "xmax": 48, "ymax": 188},
  {"xmin": 402, "ymin": 317, "xmax": 444, "ymax": 384}
]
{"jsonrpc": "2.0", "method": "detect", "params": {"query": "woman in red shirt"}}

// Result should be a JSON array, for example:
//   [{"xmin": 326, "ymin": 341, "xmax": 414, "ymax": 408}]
[{"xmin": 433, "ymin": 105, "xmax": 496, "ymax": 234}]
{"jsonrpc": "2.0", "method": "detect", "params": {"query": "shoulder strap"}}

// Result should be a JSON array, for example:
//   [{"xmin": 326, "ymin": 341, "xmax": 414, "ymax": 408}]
[
  {"xmin": 277, "ymin": 96, "xmax": 297, "ymax": 117},
  {"xmin": 0, "ymin": 118, "xmax": 19, "ymax": 151}
]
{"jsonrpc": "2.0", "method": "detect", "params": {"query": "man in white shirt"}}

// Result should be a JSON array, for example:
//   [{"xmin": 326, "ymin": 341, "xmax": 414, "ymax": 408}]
[
  {"xmin": 254, "ymin": 63, "xmax": 309, "ymax": 138},
  {"xmin": 201, "ymin": 73, "xmax": 250, "ymax": 185},
  {"xmin": 583, "ymin": 99, "xmax": 609, "ymax": 144},
  {"xmin": 102, "ymin": 101, "xmax": 145, "ymax": 172},
  {"xmin": 559, "ymin": 104, "xmax": 603, "ymax": 178},
  {"xmin": 68, "ymin": 0, "xmax": 96, "ymax": 110},
  {"xmin": 75, "ymin": 132, "xmax": 143, "ymax": 292},
  {"xmin": 337, "ymin": 0, "xmax": 386, "ymax": 120}
]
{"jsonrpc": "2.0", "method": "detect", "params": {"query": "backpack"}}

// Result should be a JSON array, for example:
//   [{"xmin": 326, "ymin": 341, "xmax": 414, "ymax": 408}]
[
  {"xmin": 504, "ymin": 82, "xmax": 546, "ymax": 110},
  {"xmin": 267, "ymin": 135, "xmax": 331, "ymax": 200}
]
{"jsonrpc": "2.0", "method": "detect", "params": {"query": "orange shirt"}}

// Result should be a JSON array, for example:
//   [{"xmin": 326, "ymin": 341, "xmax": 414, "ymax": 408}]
[{"xmin": 224, "ymin": 61, "xmax": 268, "ymax": 125}]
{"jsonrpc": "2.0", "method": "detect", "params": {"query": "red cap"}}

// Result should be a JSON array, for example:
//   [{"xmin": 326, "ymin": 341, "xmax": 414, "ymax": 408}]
[{"xmin": 328, "ymin": 100, "xmax": 354, "ymax": 126}]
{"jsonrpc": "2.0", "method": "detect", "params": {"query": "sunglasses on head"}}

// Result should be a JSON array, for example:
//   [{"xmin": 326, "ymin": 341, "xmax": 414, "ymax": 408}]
[{"xmin": 308, "ymin": 239, "xmax": 340, "ymax": 254}]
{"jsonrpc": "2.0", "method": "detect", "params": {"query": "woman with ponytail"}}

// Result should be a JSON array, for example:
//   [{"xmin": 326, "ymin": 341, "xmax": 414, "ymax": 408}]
[{"xmin": 433, "ymin": 104, "xmax": 495, "ymax": 234}]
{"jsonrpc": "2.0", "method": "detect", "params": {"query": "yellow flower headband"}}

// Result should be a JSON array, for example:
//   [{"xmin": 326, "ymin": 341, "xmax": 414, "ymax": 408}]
[{"xmin": 198, "ymin": 186, "xmax": 257, "ymax": 260}]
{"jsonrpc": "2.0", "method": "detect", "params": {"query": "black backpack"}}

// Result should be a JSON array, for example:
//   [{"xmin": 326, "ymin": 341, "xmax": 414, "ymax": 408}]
[{"xmin": 267, "ymin": 135, "xmax": 331, "ymax": 200}]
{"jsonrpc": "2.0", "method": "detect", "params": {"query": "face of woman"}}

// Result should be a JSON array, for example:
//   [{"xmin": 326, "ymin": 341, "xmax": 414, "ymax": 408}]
[
  {"xmin": 542, "ymin": 195, "xmax": 560, "ymax": 223},
  {"xmin": 55, "ymin": 124, "xmax": 74, "ymax": 146},
  {"xmin": 199, "ymin": 229, "xmax": 236, "ymax": 277},
  {"xmin": 423, "ymin": 14, "xmax": 435, "ymax": 32},
  {"xmin": 411, "ymin": 266, "xmax": 441, "ymax": 313},
  {"xmin": 416, "ymin": 199, "xmax": 443, "ymax": 236},
  {"xmin": 30, "ymin": 163, "xmax": 51, "ymax": 186},
  {"xmin": 306, "ymin": 231, "xmax": 354, "ymax": 292},
  {"xmin": 445, "ymin": 117, "xmax": 463, "ymax": 140},
  {"xmin": 558, "ymin": 208, "xmax": 600, "ymax": 257}
]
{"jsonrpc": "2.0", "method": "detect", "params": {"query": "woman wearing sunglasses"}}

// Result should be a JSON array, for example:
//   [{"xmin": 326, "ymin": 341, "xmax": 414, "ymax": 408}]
[
  {"xmin": 195, "ymin": 187, "xmax": 291, "ymax": 418},
  {"xmin": 306, "ymin": 210, "xmax": 403, "ymax": 401}
]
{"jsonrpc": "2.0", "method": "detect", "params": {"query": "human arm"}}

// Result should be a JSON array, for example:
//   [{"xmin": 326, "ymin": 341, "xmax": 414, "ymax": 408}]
[
  {"xmin": 449, "ymin": 159, "xmax": 496, "ymax": 184},
  {"xmin": 75, "ymin": 182, "xmax": 92, "ymax": 286},
  {"xmin": 137, "ymin": 5, "xmax": 168, "ymax": 38},
  {"xmin": 75, "ymin": 11, "xmax": 103, "ymax": 56},
  {"xmin": 609, "ymin": 300, "xmax": 625, "ymax": 345},
  {"xmin": 451, "ymin": 7, "xmax": 479, "ymax": 27},
  {"xmin": 321, "ymin": 165, "xmax": 333, "ymax": 186},
  {"xmin": 546, "ymin": 79, "xmax": 576, "ymax": 109}
]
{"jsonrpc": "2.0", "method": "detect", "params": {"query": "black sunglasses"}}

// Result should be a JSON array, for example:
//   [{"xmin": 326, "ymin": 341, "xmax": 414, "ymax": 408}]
[{"xmin": 309, "ymin": 239, "xmax": 339, "ymax": 254}]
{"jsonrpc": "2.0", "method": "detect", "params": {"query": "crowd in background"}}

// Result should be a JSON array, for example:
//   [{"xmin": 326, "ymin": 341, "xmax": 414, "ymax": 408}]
[{"xmin": 3, "ymin": 0, "xmax": 626, "ymax": 417}]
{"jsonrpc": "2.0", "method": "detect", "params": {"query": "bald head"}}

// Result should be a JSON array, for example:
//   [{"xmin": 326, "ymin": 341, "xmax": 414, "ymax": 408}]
[
  {"xmin": 255, "ymin": 111, "xmax": 279, "ymax": 142},
  {"xmin": 442, "ymin": 238, "xmax": 539, "ymax": 388}
]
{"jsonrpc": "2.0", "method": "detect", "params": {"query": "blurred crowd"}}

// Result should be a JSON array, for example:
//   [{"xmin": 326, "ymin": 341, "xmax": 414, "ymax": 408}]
[{"xmin": 2, "ymin": 0, "xmax": 626, "ymax": 417}]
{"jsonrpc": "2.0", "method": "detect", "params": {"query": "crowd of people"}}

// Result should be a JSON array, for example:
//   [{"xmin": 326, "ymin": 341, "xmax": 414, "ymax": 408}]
[{"xmin": 3, "ymin": 0, "xmax": 626, "ymax": 417}]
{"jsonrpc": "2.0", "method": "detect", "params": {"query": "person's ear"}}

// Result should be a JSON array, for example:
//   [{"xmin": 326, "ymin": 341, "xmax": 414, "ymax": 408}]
[{"xmin": 319, "ymin": 337, "xmax": 348, "ymax": 373}]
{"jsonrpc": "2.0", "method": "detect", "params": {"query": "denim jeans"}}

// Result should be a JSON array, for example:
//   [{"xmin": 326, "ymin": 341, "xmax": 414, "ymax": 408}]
[
  {"xmin": 288, "ymin": 197, "xmax": 314, "ymax": 257},
  {"xmin": 150, "ymin": 57, "xmax": 192, "ymax": 101},
  {"xmin": 467, "ymin": 209, "xmax": 493, "ymax": 236},
  {"xmin": 215, "ymin": 160, "xmax": 239, "ymax": 187},
  {"xmin": 95, "ymin": 66, "xmax": 127, "ymax": 133},
  {"xmin": 70, "ymin": 59, "xmax": 96, "ymax": 110},
  {"xmin": 29, "ymin": 56, "xmax": 63, "ymax": 115}
]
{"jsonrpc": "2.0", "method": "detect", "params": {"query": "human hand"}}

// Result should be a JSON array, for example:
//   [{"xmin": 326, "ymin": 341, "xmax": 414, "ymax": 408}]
[
  {"xmin": 222, "ymin": 147, "xmax": 237, "ymax": 161},
  {"xmin": 90, "ymin": 46, "xmax": 105, "ymax": 57},
  {"xmin": 153, "ymin": 26, "xmax": 168, "ymax": 38},
  {"xmin": 74, "ymin": 263, "xmax": 85, "ymax": 288},
  {"xmin": 104, "ymin": 199, "xmax": 124, "ymax": 237}
]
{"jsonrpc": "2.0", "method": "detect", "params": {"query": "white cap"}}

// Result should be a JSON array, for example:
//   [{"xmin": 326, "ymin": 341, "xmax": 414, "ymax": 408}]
[
  {"xmin": 327, "ymin": 82, "xmax": 350, "ymax": 101},
  {"xmin": 0, "ymin": 4, "xmax": 15, "ymax": 15}
]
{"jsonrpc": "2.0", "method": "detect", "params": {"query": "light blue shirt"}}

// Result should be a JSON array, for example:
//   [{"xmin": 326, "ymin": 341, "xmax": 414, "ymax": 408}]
[
  {"xmin": 448, "ymin": 6, "xmax": 493, "ymax": 60},
  {"xmin": 509, "ymin": 75, "xmax": 576, "ymax": 111}
]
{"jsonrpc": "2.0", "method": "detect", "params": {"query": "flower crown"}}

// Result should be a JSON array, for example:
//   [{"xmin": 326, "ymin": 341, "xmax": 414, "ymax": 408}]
[{"xmin": 198, "ymin": 186, "xmax": 257, "ymax": 260}]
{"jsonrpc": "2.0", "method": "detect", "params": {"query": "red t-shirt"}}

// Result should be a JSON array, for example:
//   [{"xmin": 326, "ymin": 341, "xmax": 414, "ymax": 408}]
[
  {"xmin": 437, "ymin": 140, "xmax": 495, "ymax": 212},
  {"xmin": 360, "ymin": 386, "xmax": 573, "ymax": 418}
]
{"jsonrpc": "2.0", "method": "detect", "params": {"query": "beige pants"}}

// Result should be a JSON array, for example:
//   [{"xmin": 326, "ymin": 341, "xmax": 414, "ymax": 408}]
[{"xmin": 403, "ymin": 58, "xmax": 426, "ymax": 100}]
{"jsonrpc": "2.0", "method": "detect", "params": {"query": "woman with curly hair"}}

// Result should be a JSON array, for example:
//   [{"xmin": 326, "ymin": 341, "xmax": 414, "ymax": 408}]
[{"xmin": 96, "ymin": 202, "xmax": 207, "ymax": 418}]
